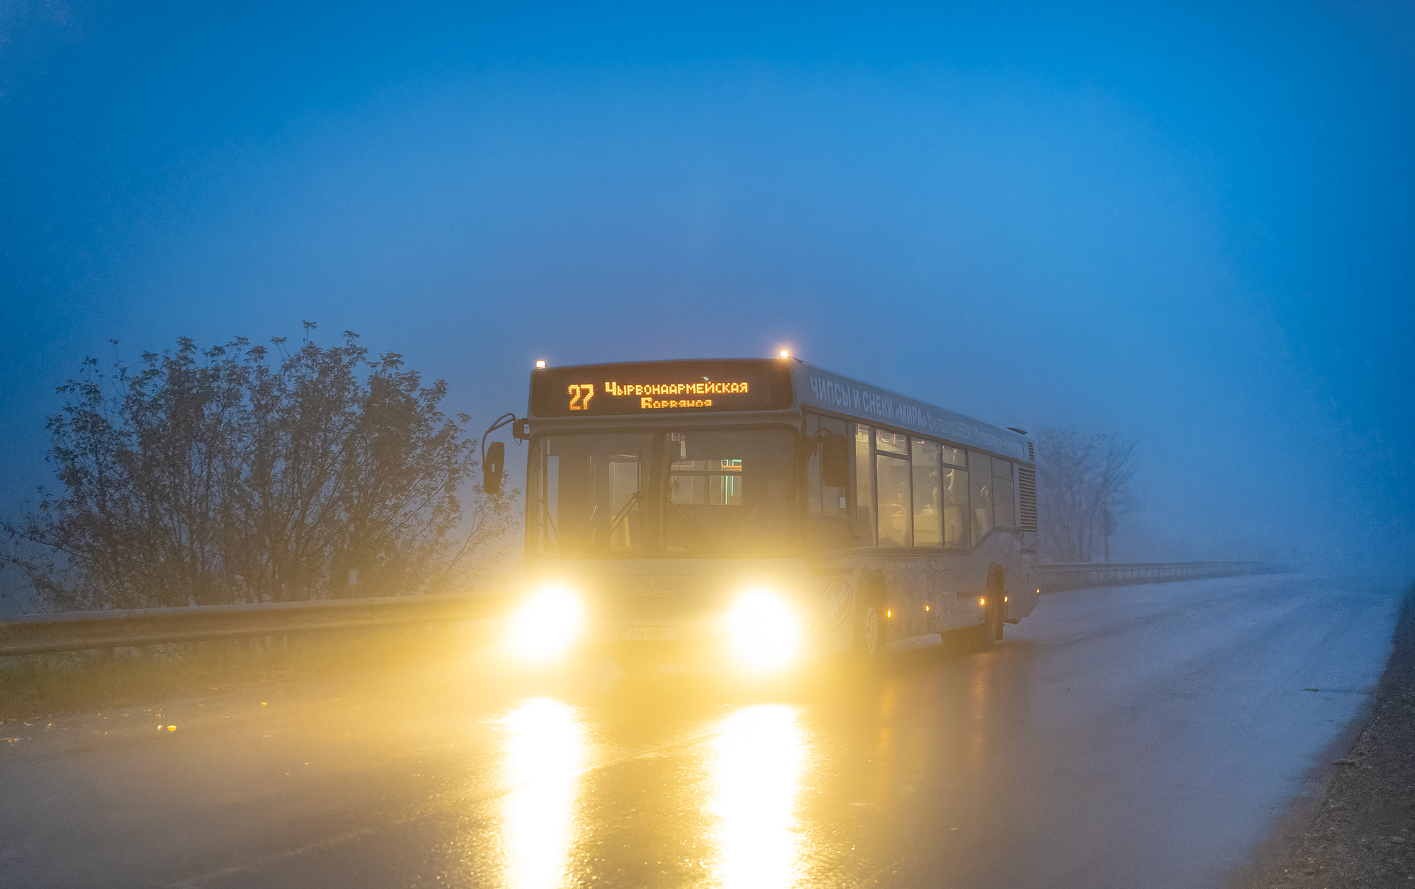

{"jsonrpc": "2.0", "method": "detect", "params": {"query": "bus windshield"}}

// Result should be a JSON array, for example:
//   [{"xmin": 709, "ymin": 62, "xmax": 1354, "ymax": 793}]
[{"xmin": 531, "ymin": 429, "xmax": 797, "ymax": 558}]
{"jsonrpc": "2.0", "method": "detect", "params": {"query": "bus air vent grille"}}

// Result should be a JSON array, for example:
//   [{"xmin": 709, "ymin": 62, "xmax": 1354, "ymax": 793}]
[
  {"xmin": 1018, "ymin": 466, "xmax": 1038, "ymax": 532},
  {"xmin": 1028, "ymin": 441, "xmax": 1035, "ymax": 462}
]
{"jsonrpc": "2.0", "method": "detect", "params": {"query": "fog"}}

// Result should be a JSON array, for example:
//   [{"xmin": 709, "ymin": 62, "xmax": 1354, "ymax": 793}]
[{"xmin": 2, "ymin": 2, "xmax": 1412, "ymax": 616}]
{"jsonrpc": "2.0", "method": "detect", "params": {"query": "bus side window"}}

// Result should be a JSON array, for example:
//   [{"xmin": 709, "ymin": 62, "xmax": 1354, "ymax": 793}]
[
  {"xmin": 875, "ymin": 430, "xmax": 912, "ymax": 548},
  {"xmin": 853, "ymin": 424, "xmax": 876, "ymax": 547},
  {"xmin": 943, "ymin": 465, "xmax": 968, "ymax": 547},
  {"xmin": 805, "ymin": 414, "xmax": 850, "ymax": 550},
  {"xmin": 993, "ymin": 459, "xmax": 1016, "ymax": 528},
  {"xmin": 970, "ymin": 451, "xmax": 993, "ymax": 544},
  {"xmin": 911, "ymin": 439, "xmax": 942, "ymax": 547},
  {"xmin": 941, "ymin": 445, "xmax": 968, "ymax": 548}
]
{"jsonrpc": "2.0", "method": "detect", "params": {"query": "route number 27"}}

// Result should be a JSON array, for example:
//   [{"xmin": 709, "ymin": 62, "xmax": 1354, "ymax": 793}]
[{"xmin": 568, "ymin": 383, "xmax": 595, "ymax": 411}]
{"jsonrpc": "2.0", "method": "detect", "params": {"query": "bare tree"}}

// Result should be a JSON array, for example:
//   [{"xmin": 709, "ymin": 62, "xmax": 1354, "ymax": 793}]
[
  {"xmin": 1036, "ymin": 427, "xmax": 1137, "ymax": 563},
  {"xmin": 3, "ymin": 326, "xmax": 515, "ymax": 610}
]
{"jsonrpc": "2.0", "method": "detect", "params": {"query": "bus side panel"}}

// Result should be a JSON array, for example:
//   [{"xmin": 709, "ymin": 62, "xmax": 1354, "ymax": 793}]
[
  {"xmin": 868, "ymin": 531, "xmax": 1035, "ymax": 642},
  {"xmin": 873, "ymin": 549, "xmax": 990, "ymax": 639}
]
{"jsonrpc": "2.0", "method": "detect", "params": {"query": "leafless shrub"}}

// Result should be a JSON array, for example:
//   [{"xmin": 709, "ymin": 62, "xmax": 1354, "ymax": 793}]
[
  {"xmin": 1036, "ymin": 427, "xmax": 1137, "ymax": 563},
  {"xmin": 2, "ymin": 324, "xmax": 515, "ymax": 610}
]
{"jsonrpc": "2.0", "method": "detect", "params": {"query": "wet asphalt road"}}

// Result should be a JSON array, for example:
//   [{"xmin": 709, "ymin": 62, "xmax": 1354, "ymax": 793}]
[{"xmin": 0, "ymin": 574, "xmax": 1405, "ymax": 889}]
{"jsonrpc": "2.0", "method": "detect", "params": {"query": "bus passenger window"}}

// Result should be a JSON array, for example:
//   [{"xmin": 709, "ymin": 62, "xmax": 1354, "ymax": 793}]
[
  {"xmin": 970, "ymin": 451, "xmax": 993, "ymax": 543},
  {"xmin": 943, "ymin": 466, "xmax": 968, "ymax": 547},
  {"xmin": 876, "ymin": 452, "xmax": 912, "ymax": 548},
  {"xmin": 853, "ymin": 425, "xmax": 876, "ymax": 547},
  {"xmin": 993, "ymin": 459, "xmax": 1016, "ymax": 528},
  {"xmin": 911, "ymin": 439, "xmax": 942, "ymax": 547},
  {"xmin": 876, "ymin": 430, "xmax": 909, "ymax": 455}
]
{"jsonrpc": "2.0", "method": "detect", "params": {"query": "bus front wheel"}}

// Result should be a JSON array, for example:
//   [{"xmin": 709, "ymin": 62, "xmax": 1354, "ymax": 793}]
[{"xmin": 855, "ymin": 584, "xmax": 885, "ymax": 661}]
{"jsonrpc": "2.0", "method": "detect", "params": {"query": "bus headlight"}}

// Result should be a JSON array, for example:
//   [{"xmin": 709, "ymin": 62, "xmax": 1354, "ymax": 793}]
[
  {"xmin": 725, "ymin": 589, "xmax": 802, "ymax": 672},
  {"xmin": 509, "ymin": 585, "xmax": 583, "ymax": 663}
]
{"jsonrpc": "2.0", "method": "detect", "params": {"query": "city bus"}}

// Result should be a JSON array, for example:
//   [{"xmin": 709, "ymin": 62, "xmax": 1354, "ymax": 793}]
[{"xmin": 498, "ymin": 354, "xmax": 1040, "ymax": 673}]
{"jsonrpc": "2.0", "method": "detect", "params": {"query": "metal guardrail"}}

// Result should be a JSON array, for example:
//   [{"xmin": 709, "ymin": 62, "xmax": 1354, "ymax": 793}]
[
  {"xmin": 0, "ymin": 592, "xmax": 513, "ymax": 657},
  {"xmin": 0, "ymin": 561, "xmax": 1290, "ymax": 657},
  {"xmin": 1037, "ymin": 561, "xmax": 1286, "ymax": 593}
]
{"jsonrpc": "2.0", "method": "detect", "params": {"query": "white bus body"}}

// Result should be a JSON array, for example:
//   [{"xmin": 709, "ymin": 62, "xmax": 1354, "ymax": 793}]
[{"xmin": 515, "ymin": 357, "xmax": 1038, "ymax": 669}]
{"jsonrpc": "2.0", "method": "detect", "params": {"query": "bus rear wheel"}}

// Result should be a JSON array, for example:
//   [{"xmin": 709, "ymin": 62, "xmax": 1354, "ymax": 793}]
[{"xmin": 948, "ymin": 603, "xmax": 1002, "ymax": 652}]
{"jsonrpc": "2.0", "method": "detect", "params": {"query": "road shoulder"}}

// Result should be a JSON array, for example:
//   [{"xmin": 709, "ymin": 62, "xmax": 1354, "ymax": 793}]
[{"xmin": 1235, "ymin": 583, "xmax": 1415, "ymax": 889}]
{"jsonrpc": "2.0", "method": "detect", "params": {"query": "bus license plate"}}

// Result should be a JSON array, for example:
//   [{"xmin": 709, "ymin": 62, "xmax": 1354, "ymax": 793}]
[{"xmin": 621, "ymin": 627, "xmax": 680, "ymax": 641}]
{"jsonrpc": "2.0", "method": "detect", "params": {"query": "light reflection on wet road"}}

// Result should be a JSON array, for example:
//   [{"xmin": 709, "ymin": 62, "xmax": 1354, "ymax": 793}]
[
  {"xmin": 0, "ymin": 575, "xmax": 1404, "ymax": 889},
  {"xmin": 501, "ymin": 699, "xmax": 585, "ymax": 889},
  {"xmin": 709, "ymin": 705, "xmax": 804, "ymax": 889}
]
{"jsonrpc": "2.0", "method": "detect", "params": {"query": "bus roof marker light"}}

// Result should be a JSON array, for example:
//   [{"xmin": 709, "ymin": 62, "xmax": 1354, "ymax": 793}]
[
  {"xmin": 535, "ymin": 360, "xmax": 546, "ymax": 368},
  {"xmin": 779, "ymin": 350, "xmax": 790, "ymax": 359}
]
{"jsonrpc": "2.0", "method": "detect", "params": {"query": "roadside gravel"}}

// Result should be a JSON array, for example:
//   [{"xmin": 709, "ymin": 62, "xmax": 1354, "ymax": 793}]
[{"xmin": 1246, "ymin": 583, "xmax": 1415, "ymax": 889}]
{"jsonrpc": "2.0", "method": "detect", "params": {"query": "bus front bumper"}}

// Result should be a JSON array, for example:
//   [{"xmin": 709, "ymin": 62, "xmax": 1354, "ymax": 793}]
[{"xmin": 505, "ymin": 588, "xmax": 817, "ymax": 671}]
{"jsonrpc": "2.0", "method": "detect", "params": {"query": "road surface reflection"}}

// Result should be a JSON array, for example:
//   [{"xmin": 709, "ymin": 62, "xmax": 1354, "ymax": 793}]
[
  {"xmin": 709, "ymin": 704, "xmax": 807, "ymax": 889},
  {"xmin": 499, "ymin": 698, "xmax": 586, "ymax": 889},
  {"xmin": 0, "ymin": 575, "xmax": 1400, "ymax": 889}
]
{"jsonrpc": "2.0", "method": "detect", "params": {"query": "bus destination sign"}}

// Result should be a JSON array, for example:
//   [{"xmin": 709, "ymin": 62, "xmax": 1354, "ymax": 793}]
[{"xmin": 530, "ymin": 360, "xmax": 794, "ymax": 417}]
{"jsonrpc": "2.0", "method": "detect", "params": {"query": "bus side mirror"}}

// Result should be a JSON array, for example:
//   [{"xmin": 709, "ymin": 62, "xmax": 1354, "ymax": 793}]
[
  {"xmin": 484, "ymin": 440, "xmax": 505, "ymax": 495},
  {"xmin": 821, "ymin": 433, "xmax": 849, "ymax": 488}
]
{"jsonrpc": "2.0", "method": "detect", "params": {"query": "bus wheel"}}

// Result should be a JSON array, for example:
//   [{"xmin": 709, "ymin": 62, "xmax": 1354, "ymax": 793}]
[
  {"xmin": 863, "ymin": 606, "xmax": 881, "ymax": 656},
  {"xmin": 957, "ymin": 607, "xmax": 1000, "ymax": 651},
  {"xmin": 855, "ymin": 584, "xmax": 884, "ymax": 661}
]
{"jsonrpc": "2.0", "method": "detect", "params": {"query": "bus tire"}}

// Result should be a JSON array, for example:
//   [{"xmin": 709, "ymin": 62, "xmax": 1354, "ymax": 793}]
[
  {"xmin": 980, "ymin": 567, "xmax": 1005, "ymax": 644},
  {"xmin": 854, "ymin": 580, "xmax": 885, "ymax": 661},
  {"xmin": 984, "ymin": 569, "xmax": 1007, "ymax": 639}
]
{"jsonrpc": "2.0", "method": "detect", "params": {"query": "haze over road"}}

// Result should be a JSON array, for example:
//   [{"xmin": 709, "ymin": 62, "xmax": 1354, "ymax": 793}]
[{"xmin": 0, "ymin": 574, "xmax": 1403, "ymax": 889}]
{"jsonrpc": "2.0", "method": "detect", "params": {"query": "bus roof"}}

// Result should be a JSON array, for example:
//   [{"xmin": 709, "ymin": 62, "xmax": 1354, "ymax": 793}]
[
  {"xmin": 528, "ymin": 358, "xmax": 1031, "ymax": 463},
  {"xmin": 793, "ymin": 361, "xmax": 1030, "ymax": 462}
]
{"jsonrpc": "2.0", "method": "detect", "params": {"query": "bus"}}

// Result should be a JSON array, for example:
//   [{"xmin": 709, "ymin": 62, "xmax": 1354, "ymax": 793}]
[{"xmin": 497, "ymin": 354, "xmax": 1040, "ymax": 673}]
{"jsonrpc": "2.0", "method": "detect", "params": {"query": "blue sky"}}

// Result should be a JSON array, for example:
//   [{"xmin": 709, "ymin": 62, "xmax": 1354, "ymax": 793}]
[{"xmin": 2, "ymin": 1, "xmax": 1412, "ymax": 582}]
